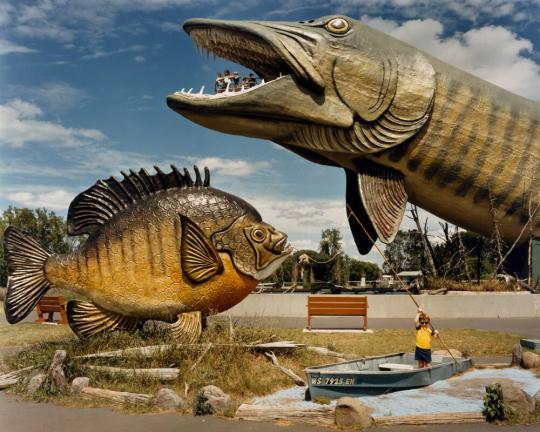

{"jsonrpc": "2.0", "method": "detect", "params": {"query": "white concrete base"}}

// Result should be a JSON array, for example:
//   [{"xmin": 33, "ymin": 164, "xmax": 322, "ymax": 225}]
[
  {"xmin": 302, "ymin": 328, "xmax": 374, "ymax": 334},
  {"xmin": 222, "ymin": 293, "xmax": 540, "ymax": 318}
]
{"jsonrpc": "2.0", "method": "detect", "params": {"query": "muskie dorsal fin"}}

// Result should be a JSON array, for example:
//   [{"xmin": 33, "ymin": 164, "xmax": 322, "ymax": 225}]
[
  {"xmin": 181, "ymin": 215, "xmax": 223, "ymax": 283},
  {"xmin": 346, "ymin": 161, "xmax": 408, "ymax": 251},
  {"xmin": 67, "ymin": 165, "xmax": 210, "ymax": 236}
]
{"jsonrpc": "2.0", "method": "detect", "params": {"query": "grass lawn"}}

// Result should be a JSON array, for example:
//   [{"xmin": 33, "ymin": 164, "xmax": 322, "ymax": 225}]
[
  {"xmin": 1, "ymin": 318, "xmax": 521, "ymax": 411},
  {"xmin": 0, "ymin": 301, "xmax": 73, "ymax": 347}
]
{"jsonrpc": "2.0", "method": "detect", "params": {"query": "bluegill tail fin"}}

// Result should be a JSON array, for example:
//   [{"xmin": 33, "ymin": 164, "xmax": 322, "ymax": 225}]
[{"xmin": 3, "ymin": 226, "xmax": 51, "ymax": 323}]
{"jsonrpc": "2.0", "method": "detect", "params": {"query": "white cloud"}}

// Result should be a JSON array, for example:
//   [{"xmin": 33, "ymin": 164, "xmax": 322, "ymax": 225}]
[
  {"xmin": 196, "ymin": 157, "xmax": 271, "ymax": 177},
  {"xmin": 0, "ymin": 2, "xmax": 14, "ymax": 26},
  {"xmin": 0, "ymin": 99, "xmax": 106, "ymax": 148},
  {"xmin": 0, "ymin": 38, "xmax": 36, "ymax": 55},
  {"xmin": 81, "ymin": 44, "xmax": 145, "ymax": 60},
  {"xmin": 160, "ymin": 21, "xmax": 182, "ymax": 32},
  {"xmin": 5, "ymin": 189, "xmax": 74, "ymax": 211},
  {"xmin": 4, "ymin": 82, "xmax": 90, "ymax": 112},
  {"xmin": 134, "ymin": 55, "xmax": 145, "ymax": 62},
  {"xmin": 361, "ymin": 16, "xmax": 540, "ymax": 100}
]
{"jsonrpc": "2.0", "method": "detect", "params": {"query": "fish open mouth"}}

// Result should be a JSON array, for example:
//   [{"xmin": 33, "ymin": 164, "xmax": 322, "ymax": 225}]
[
  {"xmin": 272, "ymin": 236, "xmax": 289, "ymax": 254},
  {"xmin": 168, "ymin": 18, "xmax": 324, "ymax": 104}
]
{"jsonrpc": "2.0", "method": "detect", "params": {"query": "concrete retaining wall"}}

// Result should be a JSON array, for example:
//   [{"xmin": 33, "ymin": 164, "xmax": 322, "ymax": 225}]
[{"xmin": 222, "ymin": 293, "xmax": 540, "ymax": 318}]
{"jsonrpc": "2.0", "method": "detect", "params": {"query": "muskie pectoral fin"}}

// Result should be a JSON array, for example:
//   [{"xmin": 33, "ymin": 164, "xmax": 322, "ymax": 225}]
[
  {"xmin": 180, "ymin": 215, "xmax": 223, "ymax": 283},
  {"xmin": 170, "ymin": 311, "xmax": 202, "ymax": 343},
  {"xmin": 67, "ymin": 300, "xmax": 140, "ymax": 338},
  {"xmin": 346, "ymin": 169, "xmax": 379, "ymax": 254},
  {"xmin": 346, "ymin": 160, "xmax": 408, "ymax": 252}
]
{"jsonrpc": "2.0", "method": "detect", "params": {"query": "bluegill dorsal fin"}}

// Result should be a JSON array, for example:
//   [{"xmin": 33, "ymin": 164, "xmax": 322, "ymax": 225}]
[
  {"xmin": 349, "ymin": 160, "xmax": 408, "ymax": 245},
  {"xmin": 67, "ymin": 165, "xmax": 211, "ymax": 236},
  {"xmin": 67, "ymin": 300, "xmax": 140, "ymax": 338},
  {"xmin": 170, "ymin": 311, "xmax": 202, "ymax": 343},
  {"xmin": 181, "ymin": 216, "xmax": 223, "ymax": 283}
]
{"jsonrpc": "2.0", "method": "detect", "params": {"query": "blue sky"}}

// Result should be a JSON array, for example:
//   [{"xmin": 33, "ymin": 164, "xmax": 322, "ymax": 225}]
[{"xmin": 1, "ymin": 0, "xmax": 540, "ymax": 263}]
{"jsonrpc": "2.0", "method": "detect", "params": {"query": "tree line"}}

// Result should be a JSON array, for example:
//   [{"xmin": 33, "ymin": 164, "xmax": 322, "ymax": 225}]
[{"xmin": 0, "ymin": 206, "xmax": 514, "ymax": 289}]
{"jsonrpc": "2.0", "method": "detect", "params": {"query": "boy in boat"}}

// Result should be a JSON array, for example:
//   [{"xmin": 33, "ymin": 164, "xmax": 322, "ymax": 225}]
[{"xmin": 414, "ymin": 308, "xmax": 438, "ymax": 368}]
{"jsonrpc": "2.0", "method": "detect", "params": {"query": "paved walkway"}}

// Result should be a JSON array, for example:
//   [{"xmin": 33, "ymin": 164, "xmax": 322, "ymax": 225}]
[{"xmin": 1, "ymin": 392, "xmax": 538, "ymax": 432}]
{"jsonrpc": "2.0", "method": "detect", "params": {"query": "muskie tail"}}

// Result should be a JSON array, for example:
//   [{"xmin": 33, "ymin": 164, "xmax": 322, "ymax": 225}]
[{"xmin": 3, "ymin": 226, "xmax": 51, "ymax": 324}]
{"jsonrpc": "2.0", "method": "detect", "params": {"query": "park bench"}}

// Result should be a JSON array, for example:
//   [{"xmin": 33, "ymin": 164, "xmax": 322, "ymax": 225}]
[
  {"xmin": 306, "ymin": 295, "xmax": 368, "ymax": 330},
  {"xmin": 35, "ymin": 296, "xmax": 68, "ymax": 324}
]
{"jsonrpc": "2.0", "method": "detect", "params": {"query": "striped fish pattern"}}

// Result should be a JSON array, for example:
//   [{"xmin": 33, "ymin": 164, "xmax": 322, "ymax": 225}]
[
  {"xmin": 168, "ymin": 15, "xmax": 540, "ymax": 253},
  {"xmin": 3, "ymin": 166, "xmax": 292, "ymax": 339}
]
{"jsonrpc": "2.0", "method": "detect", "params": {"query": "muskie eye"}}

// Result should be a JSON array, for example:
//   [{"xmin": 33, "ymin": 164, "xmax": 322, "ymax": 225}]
[
  {"xmin": 252, "ymin": 228, "xmax": 266, "ymax": 242},
  {"xmin": 326, "ymin": 18, "xmax": 350, "ymax": 34}
]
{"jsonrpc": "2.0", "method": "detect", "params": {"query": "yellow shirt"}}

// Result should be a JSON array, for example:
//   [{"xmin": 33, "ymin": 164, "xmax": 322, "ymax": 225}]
[{"xmin": 416, "ymin": 325, "xmax": 435, "ymax": 349}]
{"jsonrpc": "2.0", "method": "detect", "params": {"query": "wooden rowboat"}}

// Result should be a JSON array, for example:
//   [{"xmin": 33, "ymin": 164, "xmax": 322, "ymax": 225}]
[{"xmin": 305, "ymin": 352, "xmax": 472, "ymax": 400}]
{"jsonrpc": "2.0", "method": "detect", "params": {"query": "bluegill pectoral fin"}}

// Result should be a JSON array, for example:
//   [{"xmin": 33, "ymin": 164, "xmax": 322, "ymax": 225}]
[
  {"xmin": 170, "ymin": 311, "xmax": 202, "ymax": 343},
  {"xmin": 181, "ymin": 216, "xmax": 223, "ymax": 283},
  {"xmin": 67, "ymin": 300, "xmax": 140, "ymax": 338}
]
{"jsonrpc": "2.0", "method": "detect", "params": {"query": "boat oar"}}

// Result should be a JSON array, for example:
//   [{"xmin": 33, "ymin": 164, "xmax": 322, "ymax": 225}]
[
  {"xmin": 346, "ymin": 204, "xmax": 458, "ymax": 366},
  {"xmin": 435, "ymin": 333, "xmax": 458, "ymax": 365}
]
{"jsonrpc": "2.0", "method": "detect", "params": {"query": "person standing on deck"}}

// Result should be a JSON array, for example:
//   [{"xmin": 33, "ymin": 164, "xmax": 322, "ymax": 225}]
[{"xmin": 414, "ymin": 308, "xmax": 438, "ymax": 368}]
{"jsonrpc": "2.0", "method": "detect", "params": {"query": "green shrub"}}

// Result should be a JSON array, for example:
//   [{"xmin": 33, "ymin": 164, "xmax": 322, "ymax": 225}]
[
  {"xmin": 483, "ymin": 383, "xmax": 510, "ymax": 422},
  {"xmin": 193, "ymin": 391, "xmax": 212, "ymax": 416}
]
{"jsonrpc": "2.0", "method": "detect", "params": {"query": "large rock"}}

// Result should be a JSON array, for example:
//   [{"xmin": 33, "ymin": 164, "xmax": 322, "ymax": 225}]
[
  {"xmin": 335, "ymin": 397, "xmax": 373, "ymax": 430},
  {"xmin": 534, "ymin": 391, "xmax": 540, "ymax": 410},
  {"xmin": 433, "ymin": 349, "xmax": 462, "ymax": 359},
  {"xmin": 521, "ymin": 351, "xmax": 540, "ymax": 369},
  {"xmin": 142, "ymin": 320, "xmax": 170, "ymax": 334},
  {"xmin": 156, "ymin": 388, "xmax": 186, "ymax": 410},
  {"xmin": 499, "ymin": 382, "xmax": 534, "ymax": 416},
  {"xmin": 71, "ymin": 377, "xmax": 90, "ymax": 395},
  {"xmin": 512, "ymin": 343, "xmax": 523, "ymax": 366},
  {"xmin": 26, "ymin": 373, "xmax": 45, "ymax": 396},
  {"xmin": 197, "ymin": 385, "xmax": 233, "ymax": 415}
]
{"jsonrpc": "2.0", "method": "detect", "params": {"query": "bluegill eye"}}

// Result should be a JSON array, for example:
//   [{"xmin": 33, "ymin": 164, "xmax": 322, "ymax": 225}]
[
  {"xmin": 252, "ymin": 228, "xmax": 266, "ymax": 242},
  {"xmin": 326, "ymin": 18, "xmax": 349, "ymax": 34}
]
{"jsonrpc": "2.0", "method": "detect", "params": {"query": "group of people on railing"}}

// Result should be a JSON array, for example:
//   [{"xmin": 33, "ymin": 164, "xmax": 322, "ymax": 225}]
[{"xmin": 215, "ymin": 70, "xmax": 258, "ymax": 93}]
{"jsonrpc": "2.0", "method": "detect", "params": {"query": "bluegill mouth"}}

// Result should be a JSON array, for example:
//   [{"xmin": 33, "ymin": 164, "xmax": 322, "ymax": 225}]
[{"xmin": 273, "ymin": 236, "xmax": 290, "ymax": 253}]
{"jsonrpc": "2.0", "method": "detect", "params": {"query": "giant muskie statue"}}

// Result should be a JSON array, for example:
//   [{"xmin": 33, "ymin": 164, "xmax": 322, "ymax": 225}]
[
  {"xmin": 3, "ymin": 166, "xmax": 292, "ymax": 341},
  {"xmin": 167, "ymin": 15, "xmax": 540, "ymax": 254}
]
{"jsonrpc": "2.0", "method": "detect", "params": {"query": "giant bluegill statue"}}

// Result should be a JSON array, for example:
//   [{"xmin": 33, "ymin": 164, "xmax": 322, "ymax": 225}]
[
  {"xmin": 167, "ymin": 15, "xmax": 540, "ymax": 254},
  {"xmin": 3, "ymin": 166, "xmax": 292, "ymax": 340}
]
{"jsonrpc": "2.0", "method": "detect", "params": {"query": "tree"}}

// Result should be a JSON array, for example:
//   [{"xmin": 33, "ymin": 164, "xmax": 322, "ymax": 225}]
[
  {"xmin": 0, "ymin": 207, "xmax": 82, "ymax": 286},
  {"xmin": 383, "ymin": 229, "xmax": 424, "ymax": 273},
  {"xmin": 348, "ymin": 259, "xmax": 381, "ymax": 281},
  {"xmin": 319, "ymin": 228, "xmax": 346, "ymax": 285}
]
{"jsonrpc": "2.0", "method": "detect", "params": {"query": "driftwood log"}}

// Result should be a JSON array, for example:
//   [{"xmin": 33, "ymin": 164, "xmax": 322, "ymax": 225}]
[
  {"xmin": 428, "ymin": 288, "xmax": 448, "ymax": 295},
  {"xmin": 373, "ymin": 412, "xmax": 485, "ymax": 425},
  {"xmin": 0, "ymin": 366, "xmax": 36, "ymax": 389},
  {"xmin": 189, "ymin": 343, "xmax": 213, "ymax": 371},
  {"xmin": 48, "ymin": 350, "xmax": 68, "ymax": 392},
  {"xmin": 75, "ymin": 341, "xmax": 306, "ymax": 360},
  {"xmin": 80, "ymin": 386, "xmax": 152, "ymax": 405},
  {"xmin": 305, "ymin": 346, "xmax": 355, "ymax": 360},
  {"xmin": 264, "ymin": 351, "xmax": 305, "ymax": 386},
  {"xmin": 236, "ymin": 404, "xmax": 334, "ymax": 426},
  {"xmin": 82, "ymin": 365, "xmax": 180, "ymax": 381},
  {"xmin": 236, "ymin": 405, "xmax": 484, "ymax": 427}
]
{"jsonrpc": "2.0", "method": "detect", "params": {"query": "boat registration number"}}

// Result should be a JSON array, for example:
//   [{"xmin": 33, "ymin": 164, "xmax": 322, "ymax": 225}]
[{"xmin": 311, "ymin": 377, "xmax": 354, "ymax": 385}]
